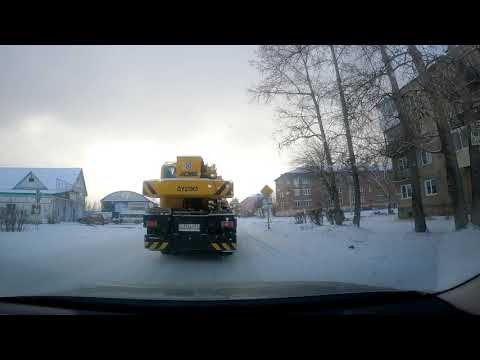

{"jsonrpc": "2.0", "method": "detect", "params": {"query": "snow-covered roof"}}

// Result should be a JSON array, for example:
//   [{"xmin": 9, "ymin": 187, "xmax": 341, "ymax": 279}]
[
  {"xmin": 0, "ymin": 167, "xmax": 84, "ymax": 194},
  {"xmin": 101, "ymin": 191, "xmax": 152, "ymax": 203},
  {"xmin": 274, "ymin": 167, "xmax": 312, "ymax": 182},
  {"xmin": 287, "ymin": 167, "xmax": 311, "ymax": 174}
]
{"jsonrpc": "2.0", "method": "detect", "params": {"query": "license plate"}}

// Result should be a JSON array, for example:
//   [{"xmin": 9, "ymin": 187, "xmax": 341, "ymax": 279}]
[{"xmin": 178, "ymin": 223, "xmax": 200, "ymax": 232}]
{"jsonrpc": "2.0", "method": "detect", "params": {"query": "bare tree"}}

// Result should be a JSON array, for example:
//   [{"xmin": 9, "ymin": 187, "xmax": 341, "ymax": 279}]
[
  {"xmin": 379, "ymin": 45, "xmax": 427, "ymax": 232},
  {"xmin": 447, "ymin": 46, "xmax": 480, "ymax": 225},
  {"xmin": 358, "ymin": 160, "xmax": 396, "ymax": 214},
  {"xmin": 85, "ymin": 200, "xmax": 100, "ymax": 212},
  {"xmin": 405, "ymin": 45, "xmax": 469, "ymax": 230},
  {"xmin": 250, "ymin": 45, "xmax": 344, "ymax": 224},
  {"xmin": 329, "ymin": 45, "xmax": 361, "ymax": 226},
  {"xmin": 291, "ymin": 139, "xmax": 345, "ymax": 223},
  {"xmin": 349, "ymin": 44, "xmax": 480, "ymax": 230},
  {"xmin": 417, "ymin": 45, "xmax": 480, "ymax": 226},
  {"xmin": 0, "ymin": 207, "xmax": 27, "ymax": 232}
]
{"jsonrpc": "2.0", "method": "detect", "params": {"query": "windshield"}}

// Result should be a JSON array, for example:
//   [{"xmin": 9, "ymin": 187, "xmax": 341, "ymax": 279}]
[{"xmin": 1, "ymin": 45, "xmax": 479, "ymax": 301}]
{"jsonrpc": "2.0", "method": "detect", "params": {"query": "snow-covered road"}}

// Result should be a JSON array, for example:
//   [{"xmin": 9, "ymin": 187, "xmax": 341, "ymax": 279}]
[{"xmin": 1, "ymin": 214, "xmax": 479, "ymax": 297}]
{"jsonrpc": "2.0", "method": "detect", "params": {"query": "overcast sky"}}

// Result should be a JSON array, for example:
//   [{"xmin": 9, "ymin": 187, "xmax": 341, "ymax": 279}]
[{"xmin": 0, "ymin": 45, "xmax": 293, "ymax": 201}]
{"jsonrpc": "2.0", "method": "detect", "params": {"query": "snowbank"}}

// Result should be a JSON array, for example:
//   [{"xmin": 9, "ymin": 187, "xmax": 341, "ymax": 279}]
[{"xmin": 241, "ymin": 213, "xmax": 479, "ymax": 292}]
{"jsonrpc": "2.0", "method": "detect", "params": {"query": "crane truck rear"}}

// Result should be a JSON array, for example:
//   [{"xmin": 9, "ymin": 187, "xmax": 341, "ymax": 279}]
[{"xmin": 142, "ymin": 156, "xmax": 237, "ymax": 255}]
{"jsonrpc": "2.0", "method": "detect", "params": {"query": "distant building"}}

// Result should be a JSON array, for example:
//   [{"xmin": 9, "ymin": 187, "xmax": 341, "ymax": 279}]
[
  {"xmin": 229, "ymin": 198, "xmax": 241, "ymax": 215},
  {"xmin": 100, "ymin": 190, "xmax": 156, "ymax": 222},
  {"xmin": 239, "ymin": 194, "xmax": 263, "ymax": 217},
  {"xmin": 274, "ymin": 167, "xmax": 393, "ymax": 217},
  {"xmin": 0, "ymin": 167, "xmax": 87, "ymax": 222}
]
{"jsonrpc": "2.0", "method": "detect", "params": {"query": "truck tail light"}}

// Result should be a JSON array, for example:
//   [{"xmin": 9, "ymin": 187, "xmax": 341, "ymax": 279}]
[
  {"xmin": 221, "ymin": 220, "xmax": 235, "ymax": 229},
  {"xmin": 146, "ymin": 219, "xmax": 158, "ymax": 228}
]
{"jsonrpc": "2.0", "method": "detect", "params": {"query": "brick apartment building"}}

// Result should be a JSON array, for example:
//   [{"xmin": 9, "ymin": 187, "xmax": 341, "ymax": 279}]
[
  {"xmin": 238, "ymin": 194, "xmax": 263, "ymax": 217},
  {"xmin": 379, "ymin": 45, "xmax": 480, "ymax": 218},
  {"xmin": 274, "ymin": 168, "xmax": 393, "ymax": 217}
]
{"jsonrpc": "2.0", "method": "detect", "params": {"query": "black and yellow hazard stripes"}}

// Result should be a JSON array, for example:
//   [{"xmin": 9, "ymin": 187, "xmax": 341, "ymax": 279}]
[
  {"xmin": 144, "ymin": 240, "xmax": 169, "ymax": 251},
  {"xmin": 214, "ymin": 181, "xmax": 233, "ymax": 198},
  {"xmin": 211, "ymin": 242, "xmax": 236, "ymax": 252},
  {"xmin": 145, "ymin": 239, "xmax": 235, "ymax": 253}
]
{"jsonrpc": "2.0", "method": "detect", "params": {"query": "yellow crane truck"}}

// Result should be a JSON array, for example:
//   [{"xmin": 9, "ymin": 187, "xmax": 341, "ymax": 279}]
[{"xmin": 142, "ymin": 156, "xmax": 237, "ymax": 255}]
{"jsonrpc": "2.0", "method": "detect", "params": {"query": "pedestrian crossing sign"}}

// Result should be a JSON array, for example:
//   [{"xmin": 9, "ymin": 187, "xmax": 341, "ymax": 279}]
[{"xmin": 261, "ymin": 185, "xmax": 273, "ymax": 196}]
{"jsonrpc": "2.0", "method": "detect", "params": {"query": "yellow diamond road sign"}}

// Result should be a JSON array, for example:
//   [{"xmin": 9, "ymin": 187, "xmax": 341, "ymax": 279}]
[{"xmin": 261, "ymin": 185, "xmax": 273, "ymax": 196}]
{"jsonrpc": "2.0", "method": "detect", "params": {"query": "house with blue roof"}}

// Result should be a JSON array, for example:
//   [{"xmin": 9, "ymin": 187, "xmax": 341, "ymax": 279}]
[{"xmin": 0, "ymin": 167, "xmax": 87, "ymax": 223}]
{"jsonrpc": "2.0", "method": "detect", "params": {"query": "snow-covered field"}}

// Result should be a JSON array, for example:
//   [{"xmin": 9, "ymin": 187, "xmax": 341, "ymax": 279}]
[{"xmin": 0, "ymin": 212, "xmax": 479, "ymax": 297}]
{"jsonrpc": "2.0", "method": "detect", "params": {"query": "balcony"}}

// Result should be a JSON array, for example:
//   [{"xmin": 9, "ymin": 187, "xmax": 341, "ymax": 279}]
[{"xmin": 393, "ymin": 168, "xmax": 411, "ymax": 182}]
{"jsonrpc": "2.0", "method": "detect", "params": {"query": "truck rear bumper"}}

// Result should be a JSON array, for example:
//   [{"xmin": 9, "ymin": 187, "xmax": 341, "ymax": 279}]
[{"xmin": 144, "ymin": 234, "xmax": 236, "ymax": 254}]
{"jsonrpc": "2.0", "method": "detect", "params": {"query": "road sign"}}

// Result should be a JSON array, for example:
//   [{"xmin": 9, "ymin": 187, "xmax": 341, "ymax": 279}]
[
  {"xmin": 262, "ymin": 199, "xmax": 272, "ymax": 210},
  {"xmin": 260, "ymin": 186, "xmax": 273, "ymax": 230},
  {"xmin": 261, "ymin": 185, "xmax": 273, "ymax": 196}
]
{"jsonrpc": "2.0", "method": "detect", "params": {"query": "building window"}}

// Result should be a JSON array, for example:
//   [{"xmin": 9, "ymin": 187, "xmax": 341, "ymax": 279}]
[
  {"xmin": 452, "ymin": 126, "xmax": 469, "ymax": 151},
  {"xmin": 420, "ymin": 151, "xmax": 432, "ymax": 166},
  {"xmin": 472, "ymin": 129, "xmax": 480, "ymax": 146},
  {"xmin": 295, "ymin": 200, "xmax": 312, "ymax": 208},
  {"xmin": 398, "ymin": 157, "xmax": 408, "ymax": 170},
  {"xmin": 303, "ymin": 188, "xmax": 311, "ymax": 196},
  {"xmin": 424, "ymin": 178, "xmax": 438, "ymax": 196},
  {"xmin": 400, "ymin": 184, "xmax": 412, "ymax": 199}
]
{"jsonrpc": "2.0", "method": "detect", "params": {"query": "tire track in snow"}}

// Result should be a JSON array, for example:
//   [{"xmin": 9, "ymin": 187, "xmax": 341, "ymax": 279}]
[{"xmin": 241, "ymin": 227, "xmax": 313, "ymax": 267}]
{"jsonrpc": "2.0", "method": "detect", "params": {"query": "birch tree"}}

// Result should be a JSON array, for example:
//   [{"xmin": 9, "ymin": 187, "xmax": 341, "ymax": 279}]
[
  {"xmin": 250, "ymin": 45, "xmax": 344, "ymax": 224},
  {"xmin": 420, "ymin": 45, "xmax": 480, "ymax": 226},
  {"xmin": 328, "ymin": 45, "xmax": 361, "ymax": 226},
  {"xmin": 405, "ymin": 45, "xmax": 469, "ymax": 230},
  {"xmin": 379, "ymin": 45, "xmax": 427, "ymax": 232}
]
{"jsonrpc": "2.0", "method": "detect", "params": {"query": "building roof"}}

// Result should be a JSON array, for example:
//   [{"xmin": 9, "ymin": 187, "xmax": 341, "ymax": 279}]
[
  {"xmin": 274, "ymin": 165, "xmax": 392, "ymax": 183},
  {"xmin": 239, "ymin": 194, "xmax": 263, "ymax": 211},
  {"xmin": 0, "ymin": 167, "xmax": 85, "ymax": 195},
  {"xmin": 274, "ymin": 167, "xmax": 312, "ymax": 182},
  {"xmin": 101, "ymin": 190, "xmax": 152, "ymax": 203}
]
